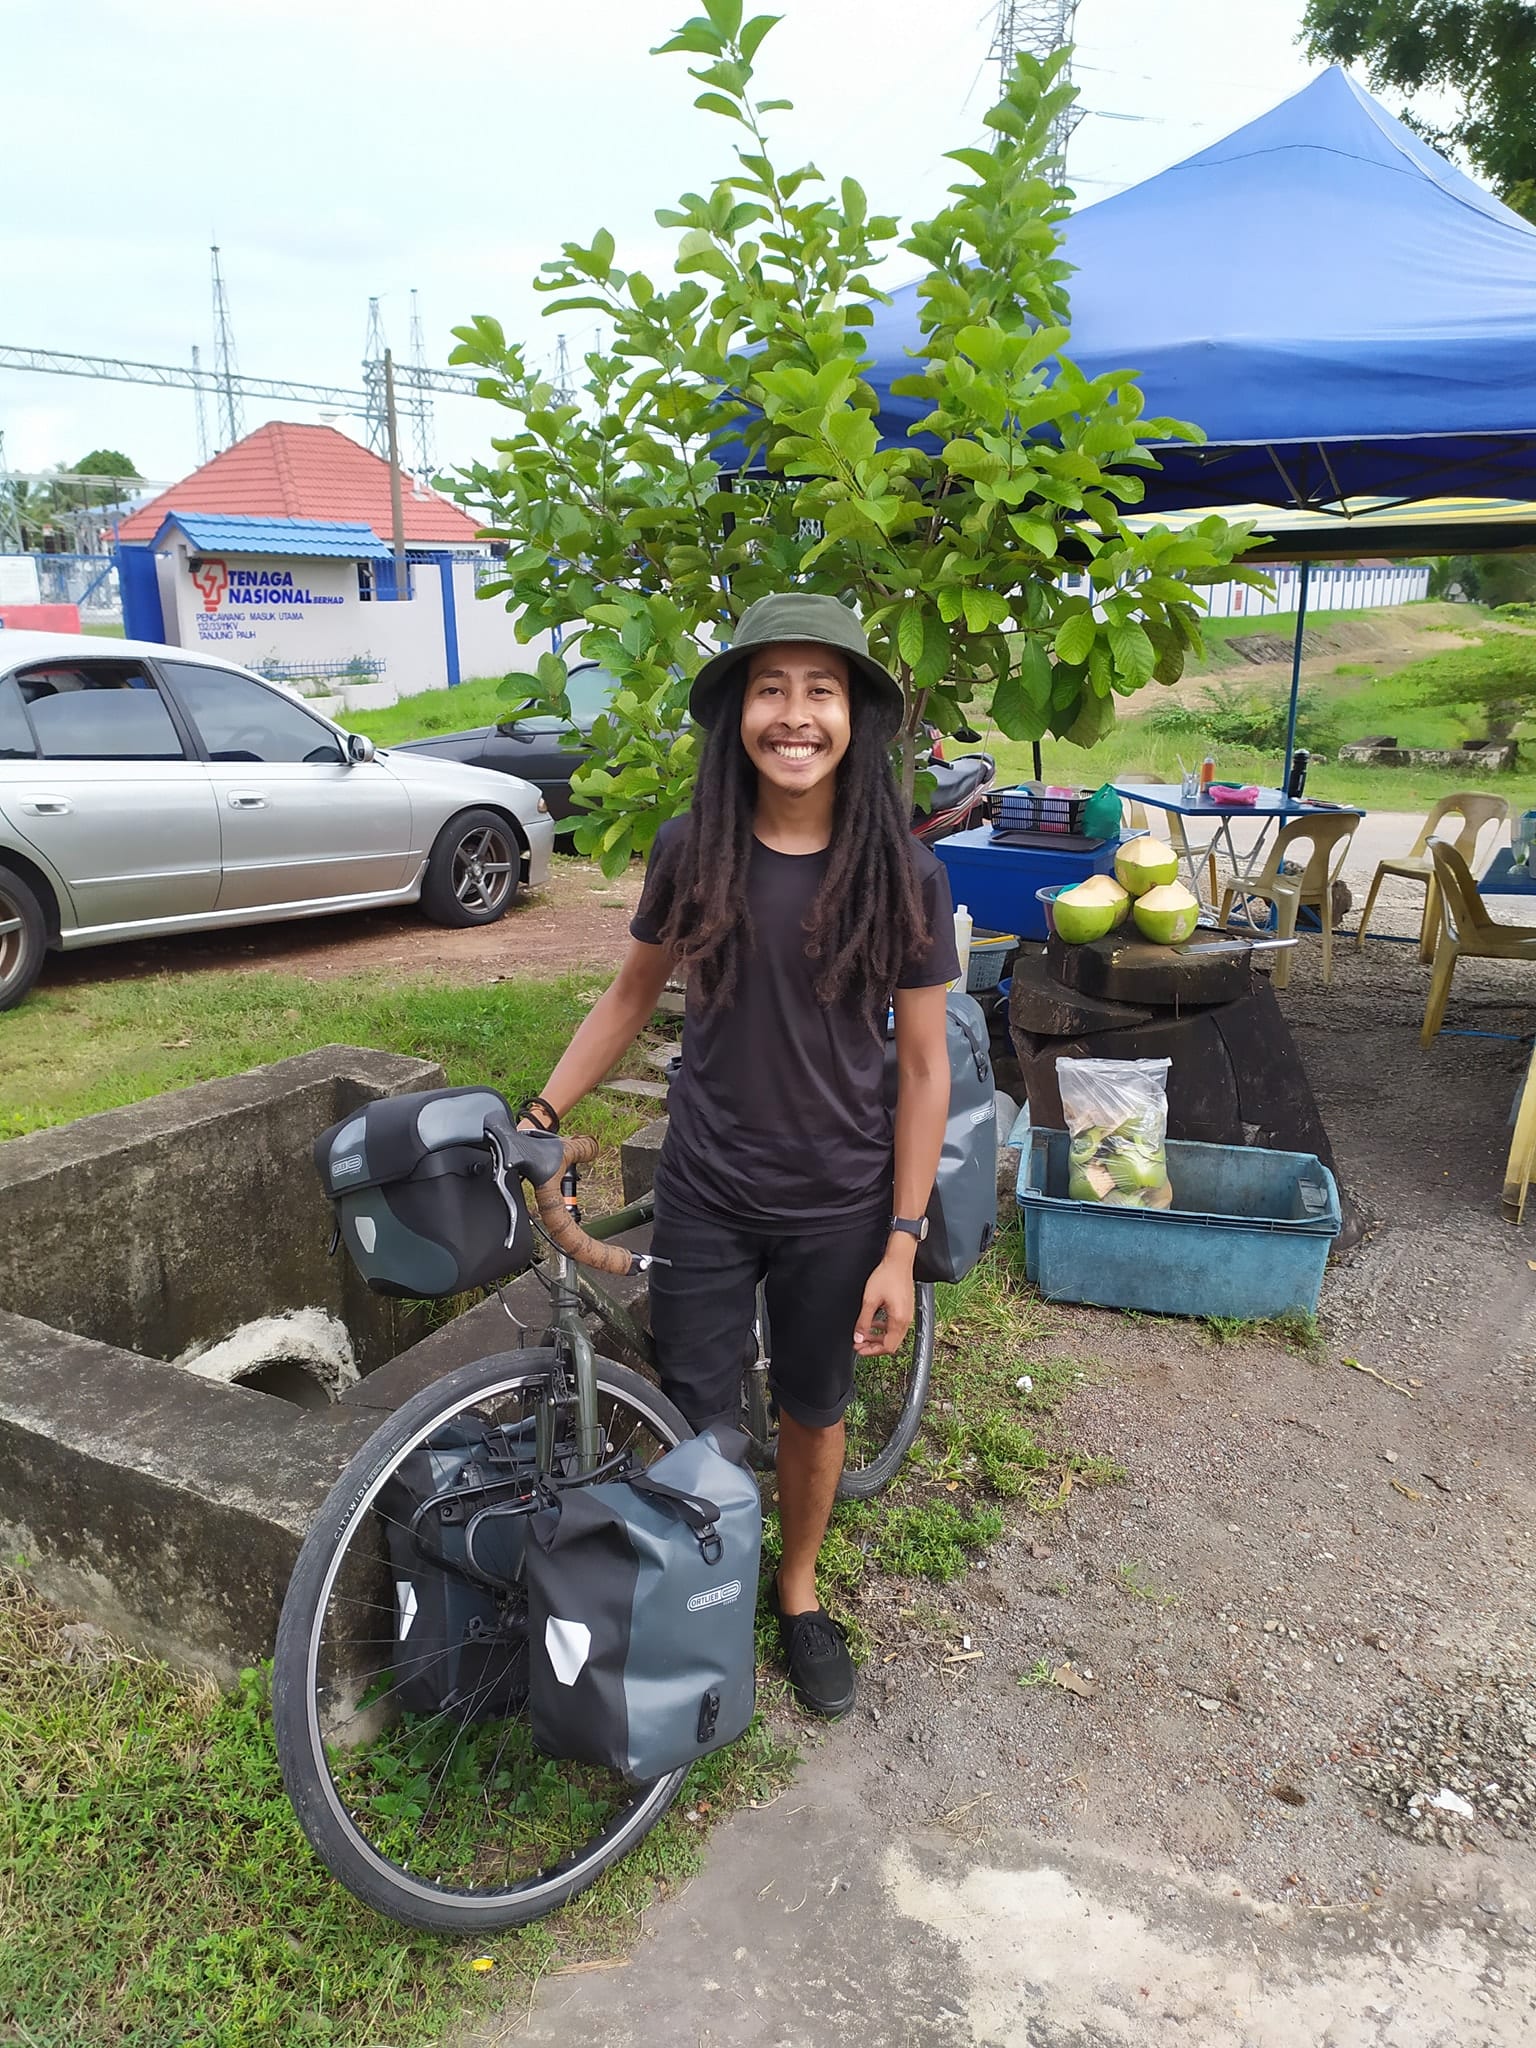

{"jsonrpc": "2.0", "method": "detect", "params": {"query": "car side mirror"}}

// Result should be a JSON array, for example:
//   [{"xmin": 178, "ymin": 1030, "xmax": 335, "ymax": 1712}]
[{"xmin": 346, "ymin": 732, "xmax": 376, "ymax": 765}]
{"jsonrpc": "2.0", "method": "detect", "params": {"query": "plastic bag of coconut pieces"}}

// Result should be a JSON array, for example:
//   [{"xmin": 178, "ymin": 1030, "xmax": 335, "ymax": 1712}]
[{"xmin": 1057, "ymin": 1055, "xmax": 1173, "ymax": 1210}]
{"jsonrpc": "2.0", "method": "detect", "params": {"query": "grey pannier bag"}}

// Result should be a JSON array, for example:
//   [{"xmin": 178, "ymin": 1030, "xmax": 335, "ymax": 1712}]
[
  {"xmin": 522, "ymin": 1431, "xmax": 762, "ymax": 1784},
  {"xmin": 884, "ymin": 990, "xmax": 998, "ymax": 1284}
]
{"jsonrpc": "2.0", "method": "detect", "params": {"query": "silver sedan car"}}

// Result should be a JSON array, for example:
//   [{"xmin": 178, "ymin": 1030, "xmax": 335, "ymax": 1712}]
[{"xmin": 0, "ymin": 631, "xmax": 555, "ymax": 1009}]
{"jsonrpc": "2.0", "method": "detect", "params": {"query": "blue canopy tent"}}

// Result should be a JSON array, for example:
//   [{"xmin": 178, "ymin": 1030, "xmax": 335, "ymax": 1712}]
[{"xmin": 860, "ymin": 67, "xmax": 1536, "ymax": 787}]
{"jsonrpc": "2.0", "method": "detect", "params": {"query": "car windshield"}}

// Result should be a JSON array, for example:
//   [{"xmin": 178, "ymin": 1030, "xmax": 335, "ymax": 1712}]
[{"xmin": 501, "ymin": 663, "xmax": 614, "ymax": 730}]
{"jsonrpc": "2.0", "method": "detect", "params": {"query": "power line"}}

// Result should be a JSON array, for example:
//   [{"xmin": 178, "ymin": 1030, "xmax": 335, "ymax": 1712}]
[{"xmin": 210, "ymin": 244, "xmax": 243, "ymax": 449}]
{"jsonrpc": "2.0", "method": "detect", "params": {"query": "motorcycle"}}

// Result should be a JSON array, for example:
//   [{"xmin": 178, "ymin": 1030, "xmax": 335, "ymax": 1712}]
[{"xmin": 911, "ymin": 724, "xmax": 996, "ymax": 846}]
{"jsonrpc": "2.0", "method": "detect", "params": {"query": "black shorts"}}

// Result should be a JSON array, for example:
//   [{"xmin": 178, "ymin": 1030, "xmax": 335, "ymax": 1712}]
[{"xmin": 647, "ymin": 1192, "xmax": 890, "ymax": 1433}]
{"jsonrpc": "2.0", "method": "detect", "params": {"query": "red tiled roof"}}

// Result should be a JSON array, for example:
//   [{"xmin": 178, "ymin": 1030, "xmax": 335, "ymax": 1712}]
[{"xmin": 117, "ymin": 422, "xmax": 482, "ymax": 546}]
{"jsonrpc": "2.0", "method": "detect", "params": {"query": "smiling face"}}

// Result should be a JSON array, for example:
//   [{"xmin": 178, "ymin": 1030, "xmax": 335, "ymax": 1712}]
[{"xmin": 739, "ymin": 640, "xmax": 852, "ymax": 797}]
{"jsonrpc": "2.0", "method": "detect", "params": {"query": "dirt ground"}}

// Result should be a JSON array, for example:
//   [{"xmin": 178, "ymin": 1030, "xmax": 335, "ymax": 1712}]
[
  {"xmin": 38, "ymin": 853, "xmax": 644, "ymax": 992},
  {"xmin": 476, "ymin": 866, "xmax": 1536, "ymax": 2048}
]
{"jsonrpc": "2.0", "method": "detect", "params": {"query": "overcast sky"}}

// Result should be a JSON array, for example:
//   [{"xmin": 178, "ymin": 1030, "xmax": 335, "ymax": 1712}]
[{"xmin": 2, "ymin": 0, "xmax": 1351, "ymax": 486}]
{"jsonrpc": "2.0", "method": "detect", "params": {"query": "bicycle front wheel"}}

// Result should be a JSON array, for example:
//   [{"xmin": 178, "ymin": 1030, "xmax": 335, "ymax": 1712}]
[
  {"xmin": 836, "ymin": 1279, "xmax": 935, "ymax": 1500},
  {"xmin": 272, "ymin": 1349, "xmax": 692, "ymax": 1935}
]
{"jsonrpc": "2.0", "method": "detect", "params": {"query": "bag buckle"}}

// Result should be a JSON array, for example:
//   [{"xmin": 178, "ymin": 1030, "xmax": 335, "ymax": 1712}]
[{"xmin": 699, "ymin": 1527, "xmax": 724, "ymax": 1567}]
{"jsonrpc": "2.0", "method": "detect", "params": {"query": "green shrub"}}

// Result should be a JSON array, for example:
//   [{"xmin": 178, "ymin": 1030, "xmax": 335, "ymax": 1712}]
[{"xmin": 1146, "ymin": 681, "xmax": 1340, "ymax": 753}]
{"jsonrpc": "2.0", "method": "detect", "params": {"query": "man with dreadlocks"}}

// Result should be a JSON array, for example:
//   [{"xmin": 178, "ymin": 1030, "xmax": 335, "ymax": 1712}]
[{"xmin": 519, "ymin": 593, "xmax": 957, "ymax": 1717}]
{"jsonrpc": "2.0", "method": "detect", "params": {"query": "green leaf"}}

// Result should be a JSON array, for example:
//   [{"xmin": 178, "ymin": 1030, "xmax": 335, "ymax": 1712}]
[
  {"xmin": 991, "ymin": 667, "xmax": 1048, "ymax": 742},
  {"xmin": 1107, "ymin": 619, "xmax": 1155, "ymax": 687},
  {"xmin": 1017, "ymin": 636, "xmax": 1052, "ymax": 707},
  {"xmin": 1053, "ymin": 611, "xmax": 1097, "ymax": 666},
  {"xmin": 739, "ymin": 12, "xmax": 782, "ymax": 61},
  {"xmin": 703, "ymin": 0, "xmax": 743, "ymax": 37},
  {"xmin": 1008, "ymin": 514, "xmax": 1058, "ymax": 557},
  {"xmin": 897, "ymin": 602, "xmax": 926, "ymax": 668},
  {"xmin": 653, "ymin": 23, "xmax": 727, "ymax": 57},
  {"xmin": 694, "ymin": 91, "xmax": 748, "ymax": 122}
]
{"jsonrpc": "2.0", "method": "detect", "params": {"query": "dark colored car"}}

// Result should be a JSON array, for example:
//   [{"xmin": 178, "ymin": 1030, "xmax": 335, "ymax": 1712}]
[{"xmin": 395, "ymin": 660, "xmax": 616, "ymax": 826}]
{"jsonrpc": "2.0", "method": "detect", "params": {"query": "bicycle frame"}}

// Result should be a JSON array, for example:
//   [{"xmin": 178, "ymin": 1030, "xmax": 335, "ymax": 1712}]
[{"xmin": 524, "ymin": 1183, "xmax": 775, "ymax": 1471}]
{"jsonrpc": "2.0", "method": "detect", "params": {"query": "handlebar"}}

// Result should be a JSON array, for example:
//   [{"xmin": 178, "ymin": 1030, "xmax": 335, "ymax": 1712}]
[{"xmin": 483, "ymin": 1112, "xmax": 657, "ymax": 1278}]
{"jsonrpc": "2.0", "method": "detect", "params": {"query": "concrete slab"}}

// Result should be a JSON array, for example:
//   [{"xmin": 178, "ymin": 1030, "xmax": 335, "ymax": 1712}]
[{"xmin": 464, "ymin": 1736, "xmax": 1536, "ymax": 2048}]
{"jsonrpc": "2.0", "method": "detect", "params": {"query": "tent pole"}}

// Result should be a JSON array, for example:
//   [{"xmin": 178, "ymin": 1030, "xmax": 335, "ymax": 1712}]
[{"xmin": 1282, "ymin": 558, "xmax": 1311, "ymax": 796}]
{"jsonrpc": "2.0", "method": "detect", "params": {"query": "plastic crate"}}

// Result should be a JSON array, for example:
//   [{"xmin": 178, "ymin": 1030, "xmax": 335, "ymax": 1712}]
[
  {"xmin": 1017, "ymin": 1129, "xmax": 1340, "ymax": 1319},
  {"xmin": 935, "ymin": 826, "xmax": 1121, "ymax": 939},
  {"xmin": 992, "ymin": 784, "xmax": 1091, "ymax": 835},
  {"xmin": 966, "ymin": 931, "xmax": 1017, "ymax": 992}
]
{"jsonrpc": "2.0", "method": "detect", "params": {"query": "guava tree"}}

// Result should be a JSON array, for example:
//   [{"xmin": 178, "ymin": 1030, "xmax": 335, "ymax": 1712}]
[{"xmin": 448, "ymin": 4, "xmax": 1263, "ymax": 872}]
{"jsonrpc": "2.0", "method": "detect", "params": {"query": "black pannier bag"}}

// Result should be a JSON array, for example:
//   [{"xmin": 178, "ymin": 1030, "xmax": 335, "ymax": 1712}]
[
  {"xmin": 522, "ymin": 1432, "xmax": 762, "ymax": 1784},
  {"xmin": 376, "ymin": 1413, "xmax": 540, "ymax": 1721},
  {"xmin": 883, "ymin": 990, "xmax": 997, "ymax": 1284},
  {"xmin": 314, "ymin": 1086, "xmax": 533, "ymax": 1298}
]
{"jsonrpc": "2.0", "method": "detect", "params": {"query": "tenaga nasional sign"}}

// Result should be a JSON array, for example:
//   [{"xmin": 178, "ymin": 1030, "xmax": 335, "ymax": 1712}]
[{"xmin": 190, "ymin": 557, "xmax": 346, "ymax": 642}]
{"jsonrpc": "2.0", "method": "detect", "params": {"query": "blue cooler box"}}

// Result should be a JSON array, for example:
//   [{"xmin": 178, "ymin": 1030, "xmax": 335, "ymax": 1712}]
[
  {"xmin": 934, "ymin": 827, "xmax": 1121, "ymax": 940},
  {"xmin": 1018, "ymin": 1130, "xmax": 1341, "ymax": 1320}
]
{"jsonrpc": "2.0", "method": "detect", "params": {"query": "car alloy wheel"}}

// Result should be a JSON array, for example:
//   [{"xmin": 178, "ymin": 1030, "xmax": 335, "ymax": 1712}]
[{"xmin": 451, "ymin": 823, "xmax": 515, "ymax": 916}]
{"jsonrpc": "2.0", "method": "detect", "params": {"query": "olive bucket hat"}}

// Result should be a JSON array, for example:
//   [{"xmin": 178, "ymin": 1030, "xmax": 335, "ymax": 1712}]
[{"xmin": 689, "ymin": 592, "xmax": 905, "ymax": 738}]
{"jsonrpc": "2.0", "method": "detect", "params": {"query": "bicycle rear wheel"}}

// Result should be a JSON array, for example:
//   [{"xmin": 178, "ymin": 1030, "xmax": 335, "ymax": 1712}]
[
  {"xmin": 272, "ymin": 1349, "xmax": 692, "ymax": 1934},
  {"xmin": 837, "ymin": 1280, "xmax": 935, "ymax": 1499}
]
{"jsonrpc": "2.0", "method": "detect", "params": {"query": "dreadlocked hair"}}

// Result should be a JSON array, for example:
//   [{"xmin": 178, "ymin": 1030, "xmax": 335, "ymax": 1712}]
[{"xmin": 657, "ymin": 670, "xmax": 930, "ymax": 1023}]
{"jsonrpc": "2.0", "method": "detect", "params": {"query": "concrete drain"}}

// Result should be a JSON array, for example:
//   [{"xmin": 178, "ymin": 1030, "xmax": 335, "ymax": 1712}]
[{"xmin": 176, "ymin": 1308, "xmax": 359, "ymax": 1410}]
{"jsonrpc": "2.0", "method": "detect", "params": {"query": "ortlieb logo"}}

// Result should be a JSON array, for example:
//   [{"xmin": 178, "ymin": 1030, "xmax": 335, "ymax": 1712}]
[
  {"xmin": 687, "ymin": 1578, "xmax": 742, "ymax": 1612},
  {"xmin": 332, "ymin": 1153, "xmax": 364, "ymax": 1179}
]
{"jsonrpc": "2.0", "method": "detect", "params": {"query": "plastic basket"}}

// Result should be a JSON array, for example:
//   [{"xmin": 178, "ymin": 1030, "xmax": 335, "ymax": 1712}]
[
  {"xmin": 966, "ymin": 932, "xmax": 1017, "ymax": 992},
  {"xmin": 991, "ymin": 784, "xmax": 1091, "ymax": 836},
  {"xmin": 1017, "ymin": 1129, "xmax": 1340, "ymax": 1319}
]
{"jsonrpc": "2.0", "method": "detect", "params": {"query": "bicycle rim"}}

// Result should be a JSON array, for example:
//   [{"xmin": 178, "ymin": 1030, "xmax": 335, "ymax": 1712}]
[
  {"xmin": 273, "ymin": 1350, "xmax": 692, "ymax": 1933},
  {"xmin": 836, "ymin": 1282, "xmax": 936, "ymax": 1499}
]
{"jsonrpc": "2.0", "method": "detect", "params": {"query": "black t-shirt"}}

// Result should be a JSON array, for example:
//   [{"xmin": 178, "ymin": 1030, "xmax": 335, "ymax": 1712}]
[{"xmin": 630, "ymin": 818, "xmax": 959, "ymax": 1230}]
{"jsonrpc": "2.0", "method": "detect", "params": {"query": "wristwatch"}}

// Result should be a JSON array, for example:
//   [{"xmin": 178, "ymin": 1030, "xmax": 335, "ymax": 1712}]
[{"xmin": 890, "ymin": 1215, "xmax": 929, "ymax": 1242}]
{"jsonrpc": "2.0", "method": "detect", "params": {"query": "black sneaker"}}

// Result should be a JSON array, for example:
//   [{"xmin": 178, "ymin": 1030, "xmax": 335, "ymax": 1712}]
[{"xmin": 772, "ymin": 1578, "xmax": 856, "ymax": 1718}]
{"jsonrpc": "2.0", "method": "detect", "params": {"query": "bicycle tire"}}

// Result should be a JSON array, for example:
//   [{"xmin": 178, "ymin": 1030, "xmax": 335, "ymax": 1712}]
[
  {"xmin": 835, "ymin": 1278, "xmax": 936, "ymax": 1500},
  {"xmin": 273, "ymin": 1348, "xmax": 693, "ymax": 1934}
]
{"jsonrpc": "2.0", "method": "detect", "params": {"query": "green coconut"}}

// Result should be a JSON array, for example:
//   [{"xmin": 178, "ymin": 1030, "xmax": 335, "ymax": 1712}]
[
  {"xmin": 1115, "ymin": 835, "xmax": 1180, "ymax": 897},
  {"xmin": 1132, "ymin": 880, "xmax": 1201, "ymax": 945},
  {"xmin": 1052, "ymin": 875, "xmax": 1127, "ymax": 945}
]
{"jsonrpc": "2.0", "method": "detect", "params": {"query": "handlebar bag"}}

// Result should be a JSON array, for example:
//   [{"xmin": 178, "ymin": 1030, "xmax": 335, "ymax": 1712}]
[
  {"xmin": 523, "ymin": 1431, "xmax": 762, "ymax": 1784},
  {"xmin": 313, "ymin": 1085, "xmax": 533, "ymax": 1298},
  {"xmin": 884, "ymin": 990, "xmax": 998, "ymax": 1284}
]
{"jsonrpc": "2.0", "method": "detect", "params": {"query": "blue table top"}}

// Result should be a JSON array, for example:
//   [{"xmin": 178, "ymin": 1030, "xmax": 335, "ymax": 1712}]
[
  {"xmin": 1479, "ymin": 845, "xmax": 1536, "ymax": 896},
  {"xmin": 1113, "ymin": 781, "xmax": 1363, "ymax": 821}
]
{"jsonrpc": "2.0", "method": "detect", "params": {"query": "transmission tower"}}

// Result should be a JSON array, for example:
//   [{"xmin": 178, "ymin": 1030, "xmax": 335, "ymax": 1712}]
[
  {"xmin": 362, "ymin": 297, "xmax": 390, "ymax": 455},
  {"xmin": 407, "ymin": 288, "xmax": 433, "ymax": 480},
  {"xmin": 191, "ymin": 344, "xmax": 210, "ymax": 464},
  {"xmin": 210, "ymin": 244, "xmax": 244, "ymax": 449},
  {"xmin": 551, "ymin": 333, "xmax": 576, "ymax": 405},
  {"xmin": 991, "ymin": 2, "xmax": 1083, "ymax": 161}
]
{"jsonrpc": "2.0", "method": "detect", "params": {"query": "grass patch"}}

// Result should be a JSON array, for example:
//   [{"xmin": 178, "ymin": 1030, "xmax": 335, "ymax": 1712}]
[
  {"xmin": 1203, "ymin": 1309, "xmax": 1322, "ymax": 1356},
  {"xmin": 0, "ymin": 1568, "xmax": 792, "ymax": 2048},
  {"xmin": 0, "ymin": 966, "xmax": 647, "ymax": 1166},
  {"xmin": 335, "ymin": 673, "xmax": 528, "ymax": 748}
]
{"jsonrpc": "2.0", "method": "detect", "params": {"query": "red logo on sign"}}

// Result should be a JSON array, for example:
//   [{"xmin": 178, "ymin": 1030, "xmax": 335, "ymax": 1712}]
[{"xmin": 191, "ymin": 559, "xmax": 229, "ymax": 612}]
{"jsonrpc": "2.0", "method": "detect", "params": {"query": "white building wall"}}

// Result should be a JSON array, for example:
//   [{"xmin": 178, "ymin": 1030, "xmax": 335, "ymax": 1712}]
[{"xmin": 149, "ymin": 538, "xmax": 552, "ymax": 704}]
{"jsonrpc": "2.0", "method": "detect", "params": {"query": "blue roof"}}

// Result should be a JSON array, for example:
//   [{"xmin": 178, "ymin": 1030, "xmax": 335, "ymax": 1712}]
[
  {"xmin": 148, "ymin": 512, "xmax": 393, "ymax": 558},
  {"xmin": 856, "ymin": 68, "xmax": 1536, "ymax": 513}
]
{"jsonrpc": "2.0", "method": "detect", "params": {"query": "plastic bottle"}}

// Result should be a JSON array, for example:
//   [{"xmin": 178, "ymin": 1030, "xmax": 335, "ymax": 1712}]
[
  {"xmin": 951, "ymin": 903, "xmax": 973, "ymax": 991},
  {"xmin": 1199, "ymin": 754, "xmax": 1216, "ymax": 791},
  {"xmin": 1287, "ymin": 748, "xmax": 1310, "ymax": 800}
]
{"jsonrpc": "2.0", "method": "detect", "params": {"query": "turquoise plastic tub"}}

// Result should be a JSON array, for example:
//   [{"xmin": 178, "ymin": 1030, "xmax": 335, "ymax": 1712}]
[{"xmin": 1017, "ymin": 1129, "xmax": 1340, "ymax": 1319}]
